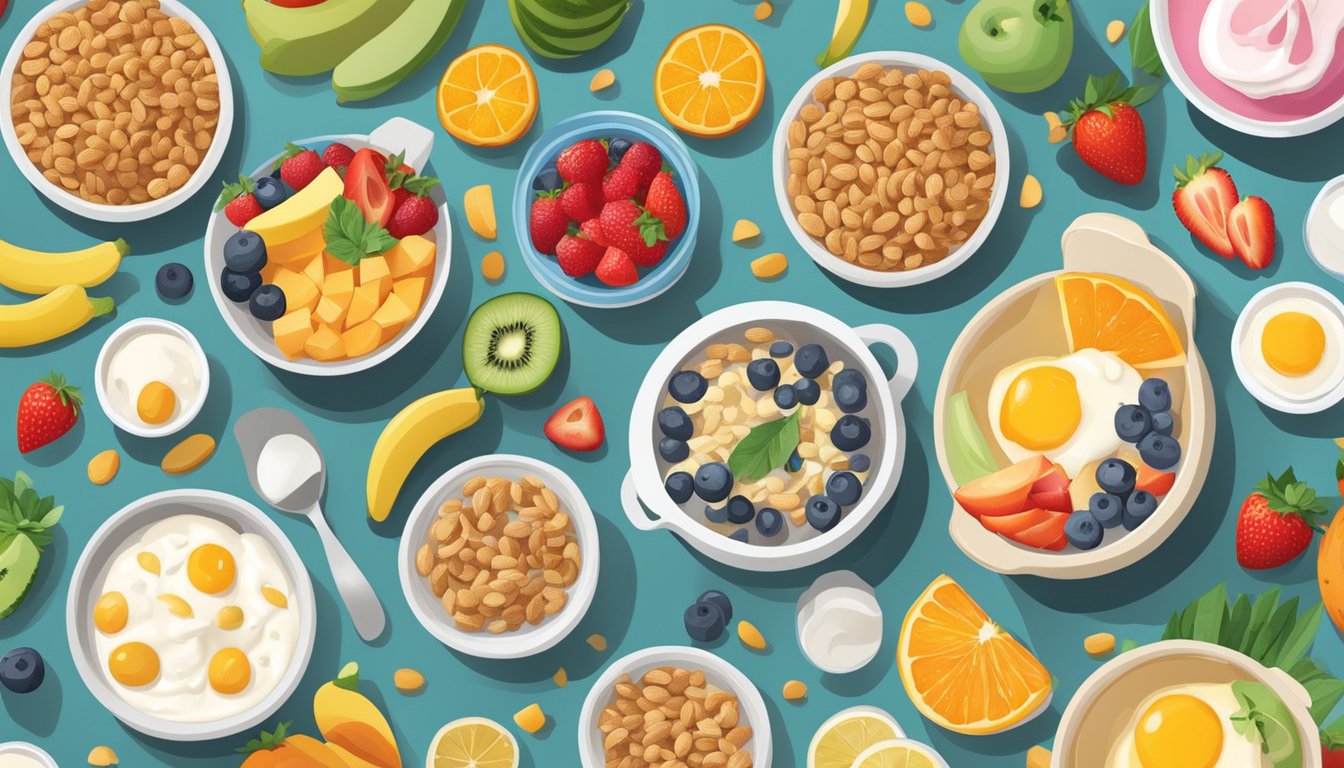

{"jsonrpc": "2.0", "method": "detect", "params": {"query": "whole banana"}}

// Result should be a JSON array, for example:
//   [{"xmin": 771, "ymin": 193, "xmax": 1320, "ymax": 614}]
[
  {"xmin": 0, "ymin": 285, "xmax": 116, "ymax": 348},
  {"xmin": 0, "ymin": 237, "xmax": 129, "ymax": 294},
  {"xmin": 366, "ymin": 387, "xmax": 485, "ymax": 522}
]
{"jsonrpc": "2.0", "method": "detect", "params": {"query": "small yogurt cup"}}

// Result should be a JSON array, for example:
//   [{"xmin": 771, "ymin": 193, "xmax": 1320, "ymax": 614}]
[
  {"xmin": 796, "ymin": 570, "xmax": 882, "ymax": 674},
  {"xmin": 1232, "ymin": 281, "xmax": 1344, "ymax": 414},
  {"xmin": 0, "ymin": 742, "xmax": 58, "ymax": 768},
  {"xmin": 94, "ymin": 318, "xmax": 209, "ymax": 438},
  {"xmin": 1305, "ymin": 175, "xmax": 1344, "ymax": 282}
]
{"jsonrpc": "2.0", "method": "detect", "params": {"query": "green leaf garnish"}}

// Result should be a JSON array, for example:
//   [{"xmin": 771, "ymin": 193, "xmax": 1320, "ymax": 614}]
[
  {"xmin": 1129, "ymin": 2, "xmax": 1165, "ymax": 78},
  {"xmin": 323, "ymin": 197, "xmax": 398, "ymax": 266},
  {"xmin": 727, "ymin": 409, "xmax": 801, "ymax": 482}
]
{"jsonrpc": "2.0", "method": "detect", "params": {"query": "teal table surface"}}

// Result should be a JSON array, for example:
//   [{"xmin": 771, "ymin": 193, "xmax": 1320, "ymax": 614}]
[{"xmin": 4, "ymin": 0, "xmax": 1344, "ymax": 765}]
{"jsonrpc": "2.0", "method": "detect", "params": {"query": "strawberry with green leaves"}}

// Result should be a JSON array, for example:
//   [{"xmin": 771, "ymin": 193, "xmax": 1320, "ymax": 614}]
[
  {"xmin": 1062, "ymin": 71, "xmax": 1158, "ymax": 186},
  {"xmin": 17, "ymin": 373, "xmax": 80, "ymax": 454},
  {"xmin": 1236, "ymin": 467, "xmax": 1327, "ymax": 570},
  {"xmin": 216, "ymin": 175, "xmax": 262, "ymax": 227}
]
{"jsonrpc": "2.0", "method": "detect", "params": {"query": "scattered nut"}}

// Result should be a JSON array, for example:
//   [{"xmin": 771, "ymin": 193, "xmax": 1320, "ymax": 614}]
[
  {"xmin": 754, "ymin": 1, "xmax": 773, "ymax": 21},
  {"xmin": 750, "ymin": 252, "xmax": 787, "ymax": 280},
  {"xmin": 782, "ymin": 680, "xmax": 807, "ymax": 700},
  {"xmin": 1020, "ymin": 174, "xmax": 1043, "ymax": 209},
  {"xmin": 737, "ymin": 620, "xmax": 767, "ymax": 650},
  {"xmin": 87, "ymin": 449, "xmax": 120, "ymax": 485},
  {"xmin": 481, "ymin": 250, "xmax": 505, "ymax": 281},
  {"xmin": 1106, "ymin": 19, "xmax": 1127, "ymax": 44},
  {"xmin": 1045, "ymin": 112, "xmax": 1068, "ymax": 144},
  {"xmin": 464, "ymin": 184, "xmax": 496, "ymax": 240},
  {"xmin": 732, "ymin": 219, "xmax": 761, "ymax": 243},
  {"xmin": 590, "ymin": 68, "xmax": 616, "ymax": 92},
  {"xmin": 1027, "ymin": 745, "xmax": 1052, "ymax": 768},
  {"xmin": 553, "ymin": 667, "xmax": 568, "ymax": 688},
  {"xmin": 905, "ymin": 1, "xmax": 933, "ymax": 27},
  {"xmin": 588, "ymin": 633, "xmax": 608, "ymax": 652},
  {"xmin": 87, "ymin": 746, "xmax": 118, "ymax": 766},
  {"xmin": 597, "ymin": 666, "xmax": 753, "ymax": 766},
  {"xmin": 1084, "ymin": 632, "xmax": 1116, "ymax": 657},
  {"xmin": 515, "ymin": 702, "xmax": 546, "ymax": 734},
  {"xmin": 161, "ymin": 433, "xmax": 215, "ymax": 475},
  {"xmin": 394, "ymin": 667, "xmax": 425, "ymax": 693}
]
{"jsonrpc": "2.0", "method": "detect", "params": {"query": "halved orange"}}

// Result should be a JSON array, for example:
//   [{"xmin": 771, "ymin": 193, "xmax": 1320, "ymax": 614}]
[
  {"xmin": 897, "ymin": 575, "xmax": 1052, "ymax": 735},
  {"xmin": 1055, "ymin": 272, "xmax": 1186, "ymax": 368},
  {"xmin": 654, "ymin": 24, "xmax": 765, "ymax": 138},
  {"xmin": 437, "ymin": 45, "xmax": 538, "ymax": 148}
]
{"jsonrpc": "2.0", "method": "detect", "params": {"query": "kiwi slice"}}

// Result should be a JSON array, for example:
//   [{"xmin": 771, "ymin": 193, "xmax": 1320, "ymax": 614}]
[{"xmin": 463, "ymin": 292, "xmax": 562, "ymax": 395}]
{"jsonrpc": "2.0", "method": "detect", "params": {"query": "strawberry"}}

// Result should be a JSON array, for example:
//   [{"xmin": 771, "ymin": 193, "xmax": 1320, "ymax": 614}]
[
  {"xmin": 16, "ymin": 373, "xmax": 81, "ymax": 453},
  {"xmin": 560, "ymin": 181, "xmax": 604, "ymax": 222},
  {"xmin": 529, "ymin": 193, "xmax": 569, "ymax": 255},
  {"xmin": 1235, "ymin": 467, "xmax": 1327, "ymax": 569},
  {"xmin": 555, "ymin": 235, "xmax": 604, "ymax": 277},
  {"xmin": 595, "ymin": 246, "xmax": 639, "ymax": 286},
  {"xmin": 630, "ymin": 239, "xmax": 667, "ymax": 268},
  {"xmin": 602, "ymin": 164, "xmax": 641, "ymax": 203},
  {"xmin": 321, "ymin": 142, "xmax": 357, "ymax": 172},
  {"xmin": 1325, "ymin": 727, "xmax": 1344, "ymax": 768},
  {"xmin": 556, "ymin": 139, "xmax": 609, "ymax": 185},
  {"xmin": 544, "ymin": 396, "xmax": 606, "ymax": 452},
  {"xmin": 1062, "ymin": 71, "xmax": 1156, "ymax": 186},
  {"xmin": 580, "ymin": 218, "xmax": 608, "ymax": 247},
  {"xmin": 276, "ymin": 142, "xmax": 325, "ymax": 191},
  {"xmin": 1228, "ymin": 195, "xmax": 1276, "ymax": 270},
  {"xmin": 643, "ymin": 172, "xmax": 686, "ymax": 240},
  {"xmin": 216, "ymin": 175, "xmax": 262, "ymax": 227},
  {"xmin": 598, "ymin": 200, "xmax": 665, "ymax": 262},
  {"xmin": 620, "ymin": 141, "xmax": 663, "ymax": 188},
  {"xmin": 1173, "ymin": 152, "xmax": 1238, "ymax": 259},
  {"xmin": 388, "ymin": 194, "xmax": 439, "ymax": 239}
]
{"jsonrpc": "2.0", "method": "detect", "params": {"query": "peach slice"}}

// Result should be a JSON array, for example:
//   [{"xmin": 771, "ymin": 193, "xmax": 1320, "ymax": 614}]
[{"xmin": 954, "ymin": 455, "xmax": 1052, "ymax": 518}]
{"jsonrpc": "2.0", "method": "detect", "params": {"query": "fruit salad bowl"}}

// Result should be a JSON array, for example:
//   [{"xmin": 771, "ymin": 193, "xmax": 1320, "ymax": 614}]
[
  {"xmin": 935, "ymin": 213, "xmax": 1215, "ymax": 580},
  {"xmin": 622, "ymin": 301, "xmax": 917, "ymax": 572},
  {"xmin": 203, "ymin": 117, "xmax": 451, "ymax": 376}
]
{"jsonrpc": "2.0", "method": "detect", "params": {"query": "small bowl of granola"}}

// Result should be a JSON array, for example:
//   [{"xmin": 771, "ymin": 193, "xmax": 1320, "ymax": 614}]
[{"xmin": 398, "ymin": 454, "xmax": 600, "ymax": 659}]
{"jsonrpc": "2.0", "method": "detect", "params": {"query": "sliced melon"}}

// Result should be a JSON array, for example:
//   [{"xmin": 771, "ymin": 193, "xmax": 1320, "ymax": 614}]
[
  {"xmin": 517, "ymin": 0, "xmax": 630, "ymax": 35},
  {"xmin": 243, "ymin": 0, "xmax": 416, "ymax": 77},
  {"xmin": 0, "ymin": 535, "xmax": 41, "ymax": 620},
  {"xmin": 332, "ymin": 0, "xmax": 469, "ymax": 103}
]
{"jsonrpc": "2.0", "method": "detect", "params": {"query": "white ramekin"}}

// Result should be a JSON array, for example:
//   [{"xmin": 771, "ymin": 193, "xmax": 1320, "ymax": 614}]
[
  {"xmin": 93, "ymin": 317, "xmax": 210, "ymax": 438},
  {"xmin": 1232, "ymin": 281, "xmax": 1344, "ymax": 415},
  {"xmin": 0, "ymin": 742, "xmax": 58, "ymax": 768}
]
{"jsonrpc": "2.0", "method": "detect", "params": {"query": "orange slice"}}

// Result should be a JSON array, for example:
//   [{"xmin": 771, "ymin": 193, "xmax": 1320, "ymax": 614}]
[
  {"xmin": 437, "ymin": 45, "xmax": 538, "ymax": 148},
  {"xmin": 897, "ymin": 575, "xmax": 1052, "ymax": 735},
  {"xmin": 654, "ymin": 24, "xmax": 765, "ymax": 138},
  {"xmin": 1055, "ymin": 272, "xmax": 1186, "ymax": 368}
]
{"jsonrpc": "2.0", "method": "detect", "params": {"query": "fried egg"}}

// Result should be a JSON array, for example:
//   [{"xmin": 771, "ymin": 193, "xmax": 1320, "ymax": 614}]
[
  {"xmin": 1105, "ymin": 683, "xmax": 1273, "ymax": 768},
  {"xmin": 1240, "ymin": 296, "xmax": 1344, "ymax": 401},
  {"xmin": 988, "ymin": 348, "xmax": 1142, "ymax": 476}
]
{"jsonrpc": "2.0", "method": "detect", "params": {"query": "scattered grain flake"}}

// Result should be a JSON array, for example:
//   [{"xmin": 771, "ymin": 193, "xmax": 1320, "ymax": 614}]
[
  {"xmin": 737, "ymin": 620, "xmax": 768, "ymax": 650},
  {"xmin": 1020, "ymin": 175, "xmax": 1043, "ymax": 209},
  {"xmin": 1106, "ymin": 19, "xmax": 1127, "ymax": 44},
  {"xmin": 589, "ymin": 68, "xmax": 616, "ymax": 93},
  {"xmin": 1084, "ymin": 632, "xmax": 1116, "ymax": 657},
  {"xmin": 905, "ymin": 2, "xmax": 932, "ymax": 27},
  {"xmin": 751, "ymin": 252, "xmax": 788, "ymax": 280},
  {"xmin": 514, "ymin": 703, "xmax": 546, "ymax": 734},
  {"xmin": 782, "ymin": 679, "xmax": 807, "ymax": 700},
  {"xmin": 1044, "ymin": 112, "xmax": 1067, "ymax": 144},
  {"xmin": 553, "ymin": 667, "xmax": 568, "ymax": 688},
  {"xmin": 754, "ymin": 1, "xmax": 773, "ymax": 21},
  {"xmin": 87, "ymin": 449, "xmax": 120, "ymax": 485},
  {"xmin": 1027, "ymin": 745, "xmax": 1052, "ymax": 768},
  {"xmin": 732, "ymin": 218, "xmax": 761, "ymax": 243},
  {"xmin": 481, "ymin": 250, "xmax": 505, "ymax": 281},
  {"xmin": 88, "ymin": 746, "xmax": 118, "ymax": 767},
  {"xmin": 587, "ymin": 633, "xmax": 607, "ymax": 651},
  {"xmin": 394, "ymin": 667, "xmax": 425, "ymax": 693}
]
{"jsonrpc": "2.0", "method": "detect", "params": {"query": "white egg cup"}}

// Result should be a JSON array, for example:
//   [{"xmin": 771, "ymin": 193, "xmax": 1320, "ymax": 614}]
[{"xmin": 1232, "ymin": 282, "xmax": 1344, "ymax": 414}]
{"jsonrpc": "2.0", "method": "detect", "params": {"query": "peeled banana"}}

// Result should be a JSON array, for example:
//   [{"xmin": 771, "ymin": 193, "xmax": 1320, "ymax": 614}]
[
  {"xmin": 817, "ymin": 0, "xmax": 871, "ymax": 68},
  {"xmin": 366, "ymin": 387, "xmax": 485, "ymax": 521},
  {"xmin": 0, "ymin": 237, "xmax": 128, "ymax": 294},
  {"xmin": 0, "ymin": 284, "xmax": 115, "ymax": 348}
]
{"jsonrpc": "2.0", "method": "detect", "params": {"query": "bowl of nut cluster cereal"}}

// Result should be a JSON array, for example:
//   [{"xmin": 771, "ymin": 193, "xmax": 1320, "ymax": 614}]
[
  {"xmin": 1, "ymin": 0, "xmax": 233, "ymax": 222},
  {"xmin": 774, "ymin": 51, "xmax": 1009, "ymax": 288}
]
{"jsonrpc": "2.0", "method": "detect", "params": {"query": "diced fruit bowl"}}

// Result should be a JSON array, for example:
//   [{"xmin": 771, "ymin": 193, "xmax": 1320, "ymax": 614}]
[
  {"xmin": 512, "ymin": 111, "xmax": 699, "ymax": 308},
  {"xmin": 203, "ymin": 117, "xmax": 450, "ymax": 376}
]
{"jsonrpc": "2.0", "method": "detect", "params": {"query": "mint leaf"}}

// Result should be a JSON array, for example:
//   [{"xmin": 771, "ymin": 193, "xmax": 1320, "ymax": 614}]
[
  {"xmin": 323, "ymin": 197, "xmax": 398, "ymax": 265},
  {"xmin": 1130, "ymin": 3, "xmax": 1165, "ymax": 78},
  {"xmin": 728, "ymin": 409, "xmax": 801, "ymax": 482}
]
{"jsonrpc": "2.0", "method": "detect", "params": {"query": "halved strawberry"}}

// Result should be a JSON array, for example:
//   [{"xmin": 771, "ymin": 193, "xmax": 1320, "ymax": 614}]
[
  {"xmin": 544, "ymin": 396, "xmax": 605, "ymax": 452},
  {"xmin": 1228, "ymin": 196, "xmax": 1276, "ymax": 270},
  {"xmin": 1173, "ymin": 152, "xmax": 1238, "ymax": 259},
  {"xmin": 1031, "ymin": 463, "xmax": 1070, "ymax": 495},
  {"xmin": 1028, "ymin": 489, "xmax": 1073, "ymax": 514}
]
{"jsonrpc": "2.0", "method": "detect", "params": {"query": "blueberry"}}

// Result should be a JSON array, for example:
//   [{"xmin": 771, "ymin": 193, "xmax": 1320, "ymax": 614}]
[
  {"xmin": 683, "ymin": 601, "xmax": 725, "ymax": 642},
  {"xmin": 608, "ymin": 137, "xmax": 632, "ymax": 162},
  {"xmin": 697, "ymin": 589, "xmax": 733, "ymax": 622},
  {"xmin": 1089, "ymin": 493, "xmax": 1125, "ymax": 529},
  {"xmin": 223, "ymin": 230, "xmax": 267, "ymax": 273},
  {"xmin": 1149, "ymin": 411, "xmax": 1174, "ymax": 436},
  {"xmin": 669, "ymin": 371, "xmax": 708, "ymax": 403},
  {"xmin": 830, "ymin": 415, "xmax": 871, "ymax": 451},
  {"xmin": 755, "ymin": 508, "xmax": 783, "ymax": 537},
  {"xmin": 1123, "ymin": 490, "xmax": 1158, "ymax": 531},
  {"xmin": 834, "ymin": 382, "xmax": 867, "ymax": 414},
  {"xmin": 659, "ymin": 438, "xmax": 689, "ymax": 462},
  {"xmin": 221, "ymin": 268, "xmax": 262, "ymax": 303},
  {"xmin": 746, "ymin": 359, "xmax": 780, "ymax": 391},
  {"xmin": 833, "ymin": 369, "xmax": 867, "ymax": 391},
  {"xmin": 694, "ymin": 462, "xmax": 733, "ymax": 503},
  {"xmin": 1138, "ymin": 433, "xmax": 1181, "ymax": 470},
  {"xmin": 774, "ymin": 385, "xmax": 798, "ymax": 409},
  {"xmin": 705, "ymin": 504, "xmax": 728, "ymax": 523},
  {"xmin": 805, "ymin": 495, "xmax": 841, "ymax": 532},
  {"xmin": 665, "ymin": 472, "xmax": 694, "ymax": 503},
  {"xmin": 0, "ymin": 648, "xmax": 44, "ymax": 694},
  {"xmin": 728, "ymin": 528, "xmax": 749, "ymax": 543},
  {"xmin": 795, "ymin": 343, "xmax": 830, "ymax": 378},
  {"xmin": 1114, "ymin": 405, "xmax": 1151, "ymax": 443},
  {"xmin": 794, "ymin": 378, "xmax": 821, "ymax": 405},
  {"xmin": 1139, "ymin": 378, "xmax": 1172, "ymax": 413},
  {"xmin": 848, "ymin": 453, "xmax": 871, "ymax": 472},
  {"xmin": 825, "ymin": 471, "xmax": 862, "ymax": 507},
  {"xmin": 786, "ymin": 449, "xmax": 804, "ymax": 473},
  {"xmin": 769, "ymin": 341, "xmax": 794, "ymax": 358},
  {"xmin": 1096, "ymin": 459, "xmax": 1136, "ymax": 495},
  {"xmin": 249, "ymin": 284, "xmax": 286, "ymax": 322},
  {"xmin": 253, "ymin": 175, "xmax": 288, "ymax": 210},
  {"xmin": 657, "ymin": 406, "xmax": 693, "ymax": 440},
  {"xmin": 532, "ymin": 166, "xmax": 563, "ymax": 192},
  {"xmin": 155, "ymin": 262, "xmax": 193, "ymax": 299},
  {"xmin": 1064, "ymin": 511, "xmax": 1104, "ymax": 550},
  {"xmin": 725, "ymin": 495, "xmax": 755, "ymax": 524}
]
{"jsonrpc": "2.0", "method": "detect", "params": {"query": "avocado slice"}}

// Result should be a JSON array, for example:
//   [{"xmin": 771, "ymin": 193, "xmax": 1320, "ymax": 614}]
[
  {"xmin": 1230, "ymin": 680, "xmax": 1303, "ymax": 768},
  {"xmin": 517, "ymin": 0, "xmax": 630, "ymax": 34},
  {"xmin": 946, "ymin": 390, "xmax": 1001, "ymax": 485},
  {"xmin": 511, "ymin": 0, "xmax": 627, "ymax": 58},
  {"xmin": 332, "ymin": 0, "xmax": 468, "ymax": 103},
  {"xmin": 0, "ymin": 535, "xmax": 40, "ymax": 620},
  {"xmin": 244, "ymin": 0, "xmax": 415, "ymax": 77}
]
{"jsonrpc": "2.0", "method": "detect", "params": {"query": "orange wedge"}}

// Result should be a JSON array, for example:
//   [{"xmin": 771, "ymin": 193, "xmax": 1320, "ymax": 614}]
[
  {"xmin": 654, "ymin": 24, "xmax": 765, "ymax": 138},
  {"xmin": 437, "ymin": 45, "xmax": 538, "ymax": 148},
  {"xmin": 897, "ymin": 575, "xmax": 1052, "ymax": 735},
  {"xmin": 1055, "ymin": 272, "xmax": 1186, "ymax": 368}
]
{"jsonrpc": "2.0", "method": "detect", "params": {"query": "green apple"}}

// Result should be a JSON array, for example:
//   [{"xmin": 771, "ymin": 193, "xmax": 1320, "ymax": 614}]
[{"xmin": 958, "ymin": 0, "xmax": 1074, "ymax": 93}]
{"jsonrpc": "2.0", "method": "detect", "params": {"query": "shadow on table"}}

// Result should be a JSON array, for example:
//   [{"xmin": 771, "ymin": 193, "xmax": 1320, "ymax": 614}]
[
  {"xmin": 113, "ymin": 353, "xmax": 235, "ymax": 468},
  {"xmin": 1189, "ymin": 105, "xmax": 1344, "ymax": 183},
  {"xmin": 2, "ymin": 664, "xmax": 62, "ymax": 738}
]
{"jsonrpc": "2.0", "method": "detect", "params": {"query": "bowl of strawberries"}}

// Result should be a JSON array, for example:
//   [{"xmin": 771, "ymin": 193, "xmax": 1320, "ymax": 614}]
[{"xmin": 513, "ymin": 111, "xmax": 699, "ymax": 308}]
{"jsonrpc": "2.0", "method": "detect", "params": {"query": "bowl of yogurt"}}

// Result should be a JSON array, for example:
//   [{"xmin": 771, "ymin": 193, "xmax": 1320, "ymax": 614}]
[
  {"xmin": 0, "ymin": 743, "xmax": 57, "ymax": 768},
  {"xmin": 95, "ymin": 319, "xmax": 209, "ymax": 438},
  {"xmin": 1151, "ymin": 0, "xmax": 1344, "ymax": 137},
  {"xmin": 1232, "ymin": 281, "xmax": 1344, "ymax": 413},
  {"xmin": 1306, "ymin": 175, "xmax": 1344, "ymax": 280},
  {"xmin": 796, "ymin": 570, "xmax": 883, "ymax": 674}
]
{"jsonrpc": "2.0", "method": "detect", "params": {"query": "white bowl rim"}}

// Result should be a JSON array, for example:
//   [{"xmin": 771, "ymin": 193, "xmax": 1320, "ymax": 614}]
[
  {"xmin": 1304, "ymin": 175, "xmax": 1344, "ymax": 282},
  {"xmin": 397, "ymin": 454, "xmax": 601, "ymax": 659},
  {"xmin": 1230, "ymin": 280, "xmax": 1344, "ymax": 414},
  {"xmin": 772, "ymin": 50, "xmax": 1011, "ymax": 288},
  {"xmin": 0, "ymin": 742, "xmax": 57, "ymax": 768},
  {"xmin": 0, "ymin": 0, "xmax": 235, "ymax": 222},
  {"xmin": 576, "ymin": 645, "xmax": 772, "ymax": 767},
  {"xmin": 65, "ymin": 489, "xmax": 317, "ymax": 742},
  {"xmin": 93, "ymin": 317, "xmax": 210, "ymax": 438}
]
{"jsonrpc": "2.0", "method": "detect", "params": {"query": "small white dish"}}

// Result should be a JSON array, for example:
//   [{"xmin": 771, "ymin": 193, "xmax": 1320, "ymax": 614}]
[
  {"xmin": 93, "ymin": 318, "xmax": 209, "ymax": 438},
  {"xmin": 0, "ymin": 742, "xmax": 58, "ymax": 768},
  {"xmin": 796, "ymin": 570, "xmax": 882, "ymax": 674},
  {"xmin": 578, "ymin": 646, "xmax": 772, "ymax": 767},
  {"xmin": 1232, "ymin": 281, "xmax": 1344, "ymax": 414},
  {"xmin": 0, "ymin": 0, "xmax": 234, "ymax": 222},
  {"xmin": 398, "ymin": 454, "xmax": 600, "ymax": 659},
  {"xmin": 1305, "ymin": 175, "xmax": 1344, "ymax": 282}
]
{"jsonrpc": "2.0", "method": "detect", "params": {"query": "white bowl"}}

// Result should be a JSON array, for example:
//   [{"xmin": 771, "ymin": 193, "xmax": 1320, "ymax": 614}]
[
  {"xmin": 65, "ymin": 490, "xmax": 316, "ymax": 741},
  {"xmin": 203, "ymin": 117, "xmax": 451, "ymax": 376},
  {"xmin": 578, "ymin": 646, "xmax": 773, "ymax": 767},
  {"xmin": 1304, "ymin": 176, "xmax": 1344, "ymax": 282},
  {"xmin": 622, "ymin": 301, "xmax": 917, "ymax": 572},
  {"xmin": 398, "ymin": 454, "xmax": 600, "ymax": 659},
  {"xmin": 0, "ymin": 0, "xmax": 234, "ymax": 222},
  {"xmin": 772, "ymin": 51, "xmax": 1010, "ymax": 288},
  {"xmin": 1053, "ymin": 640, "xmax": 1322, "ymax": 767},
  {"xmin": 0, "ymin": 742, "xmax": 57, "ymax": 768},
  {"xmin": 93, "ymin": 317, "xmax": 209, "ymax": 438},
  {"xmin": 1232, "ymin": 281, "xmax": 1344, "ymax": 414}
]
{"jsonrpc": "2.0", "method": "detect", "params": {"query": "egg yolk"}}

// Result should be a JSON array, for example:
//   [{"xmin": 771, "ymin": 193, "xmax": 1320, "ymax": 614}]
[
  {"xmin": 108, "ymin": 641, "xmax": 160, "ymax": 688},
  {"xmin": 1000, "ymin": 365, "xmax": 1082, "ymax": 451},
  {"xmin": 93, "ymin": 591, "xmax": 128, "ymax": 635},
  {"xmin": 208, "ymin": 647, "xmax": 251, "ymax": 695},
  {"xmin": 217, "ymin": 605, "xmax": 244, "ymax": 630},
  {"xmin": 136, "ymin": 381, "xmax": 176, "ymax": 425},
  {"xmin": 1262, "ymin": 311, "xmax": 1326, "ymax": 377},
  {"xmin": 1135, "ymin": 693, "xmax": 1223, "ymax": 768},
  {"xmin": 187, "ymin": 543, "xmax": 236, "ymax": 595}
]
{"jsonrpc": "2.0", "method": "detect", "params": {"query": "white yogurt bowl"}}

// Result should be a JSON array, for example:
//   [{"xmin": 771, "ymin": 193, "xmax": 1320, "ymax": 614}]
[
  {"xmin": 1232, "ymin": 281, "xmax": 1344, "ymax": 414},
  {"xmin": 0, "ymin": 742, "xmax": 58, "ymax": 768},
  {"xmin": 94, "ymin": 317, "xmax": 209, "ymax": 438},
  {"xmin": 1305, "ymin": 175, "xmax": 1344, "ymax": 282}
]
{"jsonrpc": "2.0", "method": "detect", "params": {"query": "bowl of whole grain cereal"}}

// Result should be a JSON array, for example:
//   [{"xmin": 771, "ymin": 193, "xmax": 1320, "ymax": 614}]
[
  {"xmin": 398, "ymin": 454, "xmax": 600, "ymax": 659},
  {"xmin": 0, "ymin": 0, "xmax": 233, "ymax": 222},
  {"xmin": 623, "ymin": 301, "xmax": 918, "ymax": 572},
  {"xmin": 578, "ymin": 646, "xmax": 772, "ymax": 768},
  {"xmin": 773, "ymin": 51, "xmax": 1009, "ymax": 288}
]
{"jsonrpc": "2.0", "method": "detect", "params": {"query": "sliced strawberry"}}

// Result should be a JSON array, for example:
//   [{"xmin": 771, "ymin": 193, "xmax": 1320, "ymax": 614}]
[
  {"xmin": 343, "ymin": 148, "xmax": 394, "ymax": 227},
  {"xmin": 1030, "ymin": 464, "xmax": 1070, "ymax": 495},
  {"xmin": 1173, "ymin": 152, "xmax": 1237, "ymax": 259},
  {"xmin": 979, "ymin": 507, "xmax": 1054, "ymax": 536},
  {"xmin": 1228, "ymin": 196, "xmax": 1276, "ymax": 270},
  {"xmin": 1008, "ymin": 511, "xmax": 1070, "ymax": 550},
  {"xmin": 544, "ymin": 396, "xmax": 605, "ymax": 451},
  {"xmin": 1027, "ymin": 489, "xmax": 1073, "ymax": 514}
]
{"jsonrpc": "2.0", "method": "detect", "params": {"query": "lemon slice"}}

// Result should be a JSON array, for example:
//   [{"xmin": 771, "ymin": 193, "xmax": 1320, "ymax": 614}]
[
  {"xmin": 851, "ymin": 739, "xmax": 948, "ymax": 768},
  {"xmin": 427, "ymin": 717, "xmax": 518, "ymax": 768},
  {"xmin": 808, "ymin": 705, "xmax": 904, "ymax": 768}
]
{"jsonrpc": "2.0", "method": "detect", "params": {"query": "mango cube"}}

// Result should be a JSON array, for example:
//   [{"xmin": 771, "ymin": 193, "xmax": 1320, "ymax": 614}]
[
  {"xmin": 359, "ymin": 255, "xmax": 391, "ymax": 285},
  {"xmin": 314, "ymin": 295, "xmax": 348, "ymax": 328},
  {"xmin": 346, "ymin": 282, "xmax": 381, "ymax": 328},
  {"xmin": 386, "ymin": 235, "xmax": 436, "ymax": 278},
  {"xmin": 273, "ymin": 308, "xmax": 314, "ymax": 359},
  {"xmin": 301, "ymin": 253, "xmax": 325, "ymax": 286},
  {"xmin": 393, "ymin": 277, "xmax": 427, "ymax": 315},
  {"xmin": 324, "ymin": 252, "xmax": 356, "ymax": 275},
  {"xmin": 514, "ymin": 703, "xmax": 545, "ymax": 734},
  {"xmin": 372, "ymin": 293, "xmax": 413, "ymax": 330},
  {"xmin": 322, "ymin": 270, "xmax": 355, "ymax": 307},
  {"xmin": 304, "ymin": 323, "xmax": 346, "ymax": 361},
  {"xmin": 267, "ymin": 227, "xmax": 326, "ymax": 266},
  {"xmin": 271, "ymin": 268, "xmax": 319, "ymax": 313},
  {"xmin": 342, "ymin": 320, "xmax": 383, "ymax": 358}
]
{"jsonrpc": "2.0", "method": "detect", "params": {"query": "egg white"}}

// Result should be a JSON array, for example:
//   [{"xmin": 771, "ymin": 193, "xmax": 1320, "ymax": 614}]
[
  {"xmin": 1105, "ymin": 683, "xmax": 1269, "ymax": 768},
  {"xmin": 1240, "ymin": 296, "xmax": 1344, "ymax": 402}
]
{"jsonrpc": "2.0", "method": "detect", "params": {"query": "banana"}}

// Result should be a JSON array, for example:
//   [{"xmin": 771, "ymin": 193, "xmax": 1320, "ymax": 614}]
[
  {"xmin": 0, "ymin": 238, "xmax": 128, "ymax": 294},
  {"xmin": 817, "ymin": 0, "xmax": 871, "ymax": 68},
  {"xmin": 366, "ymin": 387, "xmax": 485, "ymax": 521},
  {"xmin": 0, "ymin": 285, "xmax": 115, "ymax": 348}
]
